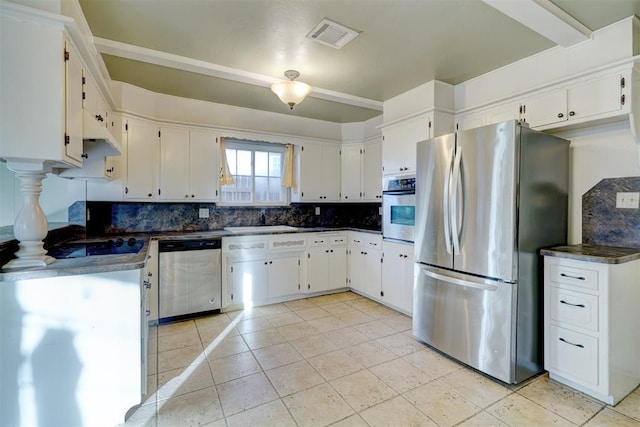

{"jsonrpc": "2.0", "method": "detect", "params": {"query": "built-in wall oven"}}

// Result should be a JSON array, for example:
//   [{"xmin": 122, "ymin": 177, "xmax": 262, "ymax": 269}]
[{"xmin": 382, "ymin": 174, "xmax": 416, "ymax": 243}]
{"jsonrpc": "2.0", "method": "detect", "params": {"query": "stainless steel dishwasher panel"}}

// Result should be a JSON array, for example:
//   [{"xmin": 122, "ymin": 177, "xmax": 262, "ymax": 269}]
[{"xmin": 159, "ymin": 240, "xmax": 222, "ymax": 319}]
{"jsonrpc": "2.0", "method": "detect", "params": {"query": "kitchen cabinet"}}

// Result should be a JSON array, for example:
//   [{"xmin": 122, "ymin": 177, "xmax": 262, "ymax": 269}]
[
  {"xmin": 521, "ymin": 73, "xmax": 625, "ymax": 129},
  {"xmin": 223, "ymin": 234, "xmax": 305, "ymax": 308},
  {"xmin": 347, "ymin": 232, "xmax": 382, "ymax": 298},
  {"xmin": 230, "ymin": 256, "xmax": 302, "ymax": 304},
  {"xmin": 340, "ymin": 145, "xmax": 362, "ymax": 200},
  {"xmin": 340, "ymin": 140, "xmax": 382, "ymax": 201},
  {"xmin": 293, "ymin": 143, "xmax": 341, "ymax": 201},
  {"xmin": 0, "ymin": 20, "xmax": 84, "ymax": 167},
  {"xmin": 543, "ymin": 256, "xmax": 640, "ymax": 404},
  {"xmin": 306, "ymin": 232, "xmax": 348, "ymax": 293},
  {"xmin": 124, "ymin": 118, "xmax": 160, "ymax": 200},
  {"xmin": 455, "ymin": 102, "xmax": 519, "ymax": 131},
  {"xmin": 381, "ymin": 241, "xmax": 414, "ymax": 314},
  {"xmin": 159, "ymin": 127, "xmax": 219, "ymax": 201},
  {"xmin": 381, "ymin": 112, "xmax": 452, "ymax": 175}
]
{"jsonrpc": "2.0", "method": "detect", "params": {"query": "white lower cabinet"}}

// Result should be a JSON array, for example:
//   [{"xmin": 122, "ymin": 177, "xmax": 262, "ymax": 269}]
[
  {"xmin": 381, "ymin": 241, "xmax": 414, "ymax": 315},
  {"xmin": 306, "ymin": 232, "xmax": 348, "ymax": 293},
  {"xmin": 223, "ymin": 234, "xmax": 305, "ymax": 308},
  {"xmin": 543, "ymin": 256, "xmax": 640, "ymax": 404},
  {"xmin": 347, "ymin": 232, "xmax": 382, "ymax": 299}
]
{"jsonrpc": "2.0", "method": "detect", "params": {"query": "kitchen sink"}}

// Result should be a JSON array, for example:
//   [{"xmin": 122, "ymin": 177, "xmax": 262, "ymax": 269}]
[{"xmin": 224, "ymin": 225, "xmax": 298, "ymax": 233}]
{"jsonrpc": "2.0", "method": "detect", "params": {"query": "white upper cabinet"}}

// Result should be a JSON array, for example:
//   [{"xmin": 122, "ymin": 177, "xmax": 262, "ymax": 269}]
[
  {"xmin": 159, "ymin": 127, "xmax": 219, "ymax": 201},
  {"xmin": 521, "ymin": 72, "xmax": 626, "ymax": 129},
  {"xmin": 159, "ymin": 127, "xmax": 190, "ymax": 200},
  {"xmin": 361, "ymin": 139, "xmax": 382, "ymax": 201},
  {"xmin": 0, "ymin": 9, "xmax": 83, "ymax": 167},
  {"xmin": 188, "ymin": 130, "xmax": 219, "ymax": 201},
  {"xmin": 124, "ymin": 119, "xmax": 159, "ymax": 200},
  {"xmin": 293, "ymin": 143, "xmax": 341, "ymax": 202},
  {"xmin": 381, "ymin": 115, "xmax": 430, "ymax": 175},
  {"xmin": 340, "ymin": 140, "xmax": 382, "ymax": 202},
  {"xmin": 340, "ymin": 144, "xmax": 362, "ymax": 201}
]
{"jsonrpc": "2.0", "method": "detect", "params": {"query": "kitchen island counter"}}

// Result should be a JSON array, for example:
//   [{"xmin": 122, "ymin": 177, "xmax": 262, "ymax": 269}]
[{"xmin": 540, "ymin": 244, "xmax": 640, "ymax": 264}]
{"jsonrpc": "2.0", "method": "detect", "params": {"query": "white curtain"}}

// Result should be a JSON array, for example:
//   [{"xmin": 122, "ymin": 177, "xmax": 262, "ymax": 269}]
[
  {"xmin": 281, "ymin": 144, "xmax": 296, "ymax": 191},
  {"xmin": 219, "ymin": 137, "xmax": 234, "ymax": 186}
]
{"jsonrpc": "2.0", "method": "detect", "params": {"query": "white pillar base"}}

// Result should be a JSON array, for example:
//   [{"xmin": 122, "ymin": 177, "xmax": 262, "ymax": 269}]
[{"xmin": 2, "ymin": 160, "xmax": 54, "ymax": 270}]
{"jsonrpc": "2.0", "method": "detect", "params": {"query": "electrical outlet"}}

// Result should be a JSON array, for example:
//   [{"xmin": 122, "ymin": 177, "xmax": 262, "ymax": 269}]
[
  {"xmin": 199, "ymin": 208, "xmax": 210, "ymax": 218},
  {"xmin": 315, "ymin": 207, "xmax": 321, "ymax": 215},
  {"xmin": 616, "ymin": 192, "xmax": 640, "ymax": 209},
  {"xmin": 379, "ymin": 207, "xmax": 383, "ymax": 215}
]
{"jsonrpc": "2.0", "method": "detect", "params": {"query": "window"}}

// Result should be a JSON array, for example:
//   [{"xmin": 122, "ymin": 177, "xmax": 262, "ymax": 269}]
[{"xmin": 220, "ymin": 140, "xmax": 287, "ymax": 205}]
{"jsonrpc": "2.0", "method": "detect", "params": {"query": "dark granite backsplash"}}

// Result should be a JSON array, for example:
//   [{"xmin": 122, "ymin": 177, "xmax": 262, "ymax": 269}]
[
  {"xmin": 78, "ymin": 202, "xmax": 382, "ymax": 236},
  {"xmin": 582, "ymin": 177, "xmax": 640, "ymax": 249}
]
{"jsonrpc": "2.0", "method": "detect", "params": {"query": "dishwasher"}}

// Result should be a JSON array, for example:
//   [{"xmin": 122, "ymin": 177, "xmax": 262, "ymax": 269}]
[{"xmin": 158, "ymin": 238, "xmax": 222, "ymax": 321}]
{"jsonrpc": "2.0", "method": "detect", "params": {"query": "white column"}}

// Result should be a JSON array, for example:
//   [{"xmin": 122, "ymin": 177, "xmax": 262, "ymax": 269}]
[{"xmin": 2, "ymin": 160, "xmax": 55, "ymax": 269}]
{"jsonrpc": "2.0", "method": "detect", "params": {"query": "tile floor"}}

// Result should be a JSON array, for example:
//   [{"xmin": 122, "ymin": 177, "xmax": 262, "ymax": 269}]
[{"xmin": 124, "ymin": 291, "xmax": 640, "ymax": 426}]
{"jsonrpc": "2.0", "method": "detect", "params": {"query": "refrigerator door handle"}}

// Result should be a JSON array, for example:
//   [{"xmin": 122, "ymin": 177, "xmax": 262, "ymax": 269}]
[
  {"xmin": 420, "ymin": 265, "xmax": 499, "ymax": 292},
  {"xmin": 443, "ymin": 147, "xmax": 454, "ymax": 254},
  {"xmin": 450, "ymin": 147, "xmax": 463, "ymax": 255}
]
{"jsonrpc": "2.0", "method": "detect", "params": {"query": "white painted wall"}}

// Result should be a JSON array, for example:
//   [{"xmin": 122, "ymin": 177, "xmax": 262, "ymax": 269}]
[{"xmin": 554, "ymin": 121, "xmax": 640, "ymax": 244}]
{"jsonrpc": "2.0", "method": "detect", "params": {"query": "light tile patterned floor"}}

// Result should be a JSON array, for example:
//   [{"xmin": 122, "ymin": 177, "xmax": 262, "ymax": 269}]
[{"xmin": 125, "ymin": 291, "xmax": 640, "ymax": 426}]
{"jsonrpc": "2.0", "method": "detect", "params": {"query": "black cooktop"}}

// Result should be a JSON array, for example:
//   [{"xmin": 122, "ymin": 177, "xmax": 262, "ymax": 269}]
[{"xmin": 47, "ymin": 237, "xmax": 144, "ymax": 259}]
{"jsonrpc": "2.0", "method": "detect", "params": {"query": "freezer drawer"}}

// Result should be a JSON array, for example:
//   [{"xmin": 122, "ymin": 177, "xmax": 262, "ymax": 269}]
[
  {"xmin": 413, "ymin": 264, "xmax": 517, "ymax": 383},
  {"xmin": 159, "ymin": 248, "xmax": 222, "ymax": 318}
]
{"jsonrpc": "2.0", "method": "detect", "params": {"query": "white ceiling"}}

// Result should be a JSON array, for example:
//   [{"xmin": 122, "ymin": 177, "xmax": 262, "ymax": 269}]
[{"xmin": 77, "ymin": 0, "xmax": 640, "ymax": 123}]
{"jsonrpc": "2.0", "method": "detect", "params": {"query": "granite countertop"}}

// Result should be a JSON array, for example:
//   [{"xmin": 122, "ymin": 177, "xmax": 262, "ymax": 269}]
[
  {"xmin": 0, "ymin": 226, "xmax": 381, "ymax": 281},
  {"xmin": 540, "ymin": 244, "xmax": 640, "ymax": 264}
]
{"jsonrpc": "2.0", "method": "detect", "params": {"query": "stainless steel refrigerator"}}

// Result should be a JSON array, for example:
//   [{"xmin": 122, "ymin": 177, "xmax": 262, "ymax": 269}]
[{"xmin": 413, "ymin": 120, "xmax": 569, "ymax": 384}]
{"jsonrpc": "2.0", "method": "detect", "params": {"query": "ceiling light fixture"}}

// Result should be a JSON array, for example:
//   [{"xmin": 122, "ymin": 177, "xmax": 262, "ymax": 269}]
[{"xmin": 270, "ymin": 70, "xmax": 312, "ymax": 110}]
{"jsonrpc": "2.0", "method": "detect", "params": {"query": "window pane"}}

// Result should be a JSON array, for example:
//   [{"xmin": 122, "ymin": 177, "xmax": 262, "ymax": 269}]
[
  {"xmin": 236, "ymin": 150, "xmax": 252, "ymax": 176},
  {"xmin": 255, "ymin": 177, "xmax": 268, "ymax": 202},
  {"xmin": 268, "ymin": 177, "xmax": 282, "ymax": 201},
  {"xmin": 269, "ymin": 152, "xmax": 281, "ymax": 177},
  {"xmin": 255, "ymin": 151, "xmax": 268, "ymax": 177}
]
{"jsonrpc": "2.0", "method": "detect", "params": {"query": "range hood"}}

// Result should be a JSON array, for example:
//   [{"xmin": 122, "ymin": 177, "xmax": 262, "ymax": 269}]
[{"xmin": 83, "ymin": 110, "xmax": 121, "ymax": 156}]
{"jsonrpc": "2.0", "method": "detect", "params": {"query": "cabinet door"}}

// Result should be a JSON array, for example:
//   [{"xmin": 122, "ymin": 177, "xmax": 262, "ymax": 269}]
[
  {"xmin": 456, "ymin": 111, "xmax": 486, "ymax": 132},
  {"xmin": 381, "ymin": 242, "xmax": 406, "ymax": 309},
  {"xmin": 362, "ymin": 139, "xmax": 382, "ymax": 201},
  {"xmin": 567, "ymin": 74, "xmax": 622, "ymax": 121},
  {"xmin": 125, "ymin": 119, "xmax": 159, "ymax": 200},
  {"xmin": 341, "ymin": 145, "xmax": 362, "ymax": 201},
  {"xmin": 307, "ymin": 247, "xmax": 330, "ymax": 293},
  {"xmin": 65, "ymin": 39, "xmax": 84, "ymax": 163},
  {"xmin": 322, "ymin": 145, "xmax": 342, "ymax": 201},
  {"xmin": 363, "ymin": 250, "xmax": 382, "ymax": 298},
  {"xmin": 268, "ymin": 257, "xmax": 300, "ymax": 298},
  {"xmin": 230, "ymin": 260, "xmax": 268, "ymax": 306},
  {"xmin": 382, "ymin": 123, "xmax": 421, "ymax": 175},
  {"xmin": 159, "ymin": 127, "xmax": 190, "ymax": 200},
  {"xmin": 189, "ymin": 130, "xmax": 219, "ymax": 201},
  {"xmin": 348, "ymin": 248, "xmax": 365, "ymax": 293},
  {"xmin": 485, "ymin": 102, "xmax": 519, "ymax": 126},
  {"xmin": 328, "ymin": 246, "xmax": 347, "ymax": 290},
  {"xmin": 523, "ymin": 90, "xmax": 567, "ymax": 128},
  {"xmin": 298, "ymin": 144, "xmax": 324, "ymax": 201},
  {"xmin": 146, "ymin": 240, "xmax": 159, "ymax": 323}
]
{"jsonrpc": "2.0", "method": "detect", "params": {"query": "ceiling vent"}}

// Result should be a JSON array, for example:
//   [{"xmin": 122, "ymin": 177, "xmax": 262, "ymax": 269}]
[{"xmin": 306, "ymin": 18, "xmax": 360, "ymax": 49}]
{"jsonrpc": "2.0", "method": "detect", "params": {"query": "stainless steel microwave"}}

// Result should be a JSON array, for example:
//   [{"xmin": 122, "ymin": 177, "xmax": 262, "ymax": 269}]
[{"xmin": 382, "ymin": 174, "xmax": 416, "ymax": 243}]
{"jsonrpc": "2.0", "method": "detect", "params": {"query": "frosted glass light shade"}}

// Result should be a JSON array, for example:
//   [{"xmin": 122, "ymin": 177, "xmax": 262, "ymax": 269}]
[{"xmin": 270, "ymin": 80, "xmax": 312, "ymax": 110}]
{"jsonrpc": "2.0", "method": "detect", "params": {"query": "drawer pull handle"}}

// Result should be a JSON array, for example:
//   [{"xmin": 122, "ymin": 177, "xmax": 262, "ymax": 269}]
[
  {"xmin": 560, "ymin": 300, "xmax": 585, "ymax": 308},
  {"xmin": 559, "ymin": 337, "xmax": 584, "ymax": 348},
  {"xmin": 560, "ymin": 273, "xmax": 586, "ymax": 281}
]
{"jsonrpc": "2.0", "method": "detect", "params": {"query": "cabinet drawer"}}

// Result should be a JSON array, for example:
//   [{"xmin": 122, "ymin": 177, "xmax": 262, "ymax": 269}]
[
  {"xmin": 329, "ymin": 234, "xmax": 347, "ymax": 246},
  {"xmin": 550, "ymin": 287, "xmax": 599, "ymax": 332},
  {"xmin": 269, "ymin": 236, "xmax": 307, "ymax": 251},
  {"xmin": 549, "ymin": 264, "xmax": 599, "ymax": 291},
  {"xmin": 548, "ymin": 325, "xmax": 599, "ymax": 386},
  {"xmin": 309, "ymin": 236, "xmax": 328, "ymax": 247},
  {"xmin": 365, "ymin": 234, "xmax": 382, "ymax": 249}
]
